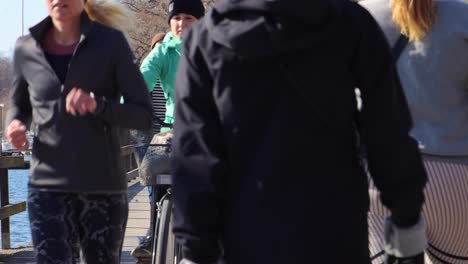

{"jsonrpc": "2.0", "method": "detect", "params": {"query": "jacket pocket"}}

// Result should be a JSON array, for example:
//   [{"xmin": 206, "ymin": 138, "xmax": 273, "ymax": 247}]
[
  {"xmin": 103, "ymin": 124, "xmax": 116, "ymax": 176},
  {"xmin": 32, "ymin": 99, "xmax": 62, "ymax": 147}
]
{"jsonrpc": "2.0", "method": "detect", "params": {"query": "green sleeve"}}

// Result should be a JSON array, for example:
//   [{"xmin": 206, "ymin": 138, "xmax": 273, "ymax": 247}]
[{"xmin": 140, "ymin": 46, "xmax": 164, "ymax": 93}]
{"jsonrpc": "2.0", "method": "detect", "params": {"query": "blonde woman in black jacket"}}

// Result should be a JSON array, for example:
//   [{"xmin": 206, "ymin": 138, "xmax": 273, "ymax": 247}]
[{"xmin": 5, "ymin": 0, "xmax": 152, "ymax": 263}]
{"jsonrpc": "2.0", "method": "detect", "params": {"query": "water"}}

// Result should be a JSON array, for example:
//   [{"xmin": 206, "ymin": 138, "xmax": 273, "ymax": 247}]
[{"xmin": 5, "ymin": 164, "xmax": 32, "ymax": 248}]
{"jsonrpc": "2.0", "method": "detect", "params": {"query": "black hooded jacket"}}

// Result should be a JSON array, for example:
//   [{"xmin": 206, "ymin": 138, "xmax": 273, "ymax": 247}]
[{"xmin": 172, "ymin": 0, "xmax": 427, "ymax": 263}]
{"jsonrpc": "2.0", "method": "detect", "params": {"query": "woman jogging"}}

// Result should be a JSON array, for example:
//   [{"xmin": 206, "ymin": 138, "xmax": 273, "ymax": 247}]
[{"xmin": 6, "ymin": 0, "xmax": 153, "ymax": 263}]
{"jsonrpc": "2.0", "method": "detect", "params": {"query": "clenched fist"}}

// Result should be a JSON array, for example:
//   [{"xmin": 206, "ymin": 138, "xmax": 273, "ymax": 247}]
[
  {"xmin": 6, "ymin": 119, "xmax": 29, "ymax": 151},
  {"xmin": 66, "ymin": 87, "xmax": 97, "ymax": 116}
]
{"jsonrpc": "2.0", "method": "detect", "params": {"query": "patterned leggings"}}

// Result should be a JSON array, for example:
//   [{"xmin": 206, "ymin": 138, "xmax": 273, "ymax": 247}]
[
  {"xmin": 368, "ymin": 155, "xmax": 468, "ymax": 263},
  {"xmin": 28, "ymin": 188, "xmax": 128, "ymax": 264}
]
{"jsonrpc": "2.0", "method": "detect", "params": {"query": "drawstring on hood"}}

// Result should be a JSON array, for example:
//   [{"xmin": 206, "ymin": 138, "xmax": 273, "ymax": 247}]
[{"xmin": 206, "ymin": 0, "xmax": 342, "ymax": 58}]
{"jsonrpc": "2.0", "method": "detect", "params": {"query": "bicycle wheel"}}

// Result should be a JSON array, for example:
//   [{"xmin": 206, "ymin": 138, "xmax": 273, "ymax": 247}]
[{"xmin": 153, "ymin": 195, "xmax": 175, "ymax": 264}]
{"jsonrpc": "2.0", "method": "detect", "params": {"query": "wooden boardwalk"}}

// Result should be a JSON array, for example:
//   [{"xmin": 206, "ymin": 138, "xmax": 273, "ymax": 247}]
[{"xmin": 0, "ymin": 178, "xmax": 150, "ymax": 264}]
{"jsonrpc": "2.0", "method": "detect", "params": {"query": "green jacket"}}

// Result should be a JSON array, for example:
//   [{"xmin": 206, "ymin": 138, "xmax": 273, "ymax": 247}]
[{"xmin": 140, "ymin": 32, "xmax": 182, "ymax": 129}]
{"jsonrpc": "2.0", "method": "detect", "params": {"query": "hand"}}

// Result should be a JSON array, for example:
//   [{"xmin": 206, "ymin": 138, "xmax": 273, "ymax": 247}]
[
  {"xmin": 6, "ymin": 119, "xmax": 29, "ymax": 151},
  {"xmin": 65, "ymin": 88, "xmax": 97, "ymax": 116},
  {"xmin": 384, "ymin": 216, "xmax": 427, "ymax": 261}
]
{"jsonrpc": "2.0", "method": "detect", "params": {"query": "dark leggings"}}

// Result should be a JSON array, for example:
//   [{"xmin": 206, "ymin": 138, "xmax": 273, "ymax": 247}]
[{"xmin": 28, "ymin": 188, "xmax": 128, "ymax": 264}]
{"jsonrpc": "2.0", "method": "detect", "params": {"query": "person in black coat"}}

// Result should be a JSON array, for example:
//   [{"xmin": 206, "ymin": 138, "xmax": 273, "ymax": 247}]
[
  {"xmin": 6, "ymin": 0, "xmax": 152, "ymax": 263},
  {"xmin": 172, "ymin": 0, "xmax": 428, "ymax": 263}
]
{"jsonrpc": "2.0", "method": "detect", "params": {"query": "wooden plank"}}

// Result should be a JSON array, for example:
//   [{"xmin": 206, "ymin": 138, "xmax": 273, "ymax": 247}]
[
  {"xmin": 0, "ymin": 157, "xmax": 24, "ymax": 169},
  {"xmin": 126, "ymin": 168, "xmax": 139, "ymax": 182},
  {"xmin": 127, "ymin": 179, "xmax": 140, "ymax": 188},
  {"xmin": 0, "ymin": 168, "xmax": 10, "ymax": 249},
  {"xmin": 129, "ymin": 203, "xmax": 151, "ymax": 210},
  {"xmin": 8, "ymin": 160, "xmax": 30, "ymax": 170},
  {"xmin": 0, "ymin": 169, "xmax": 8, "ymax": 205},
  {"xmin": 0, "ymin": 202, "xmax": 27, "ymax": 220},
  {"xmin": 120, "ymin": 145, "xmax": 135, "ymax": 157},
  {"xmin": 121, "ymin": 145, "xmax": 137, "ymax": 174},
  {"xmin": 126, "ymin": 218, "xmax": 150, "ymax": 229},
  {"xmin": 123, "ymin": 228, "xmax": 150, "ymax": 235}
]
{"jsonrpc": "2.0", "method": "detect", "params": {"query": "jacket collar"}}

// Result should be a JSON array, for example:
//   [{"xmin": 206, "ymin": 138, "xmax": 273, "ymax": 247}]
[
  {"xmin": 29, "ymin": 12, "xmax": 94, "ymax": 44},
  {"xmin": 163, "ymin": 31, "xmax": 182, "ymax": 49}
]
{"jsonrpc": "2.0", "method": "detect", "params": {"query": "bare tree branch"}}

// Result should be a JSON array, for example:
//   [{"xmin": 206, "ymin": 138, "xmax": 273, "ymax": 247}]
[
  {"xmin": 0, "ymin": 55, "xmax": 13, "ymax": 98},
  {"xmin": 122, "ymin": 0, "xmax": 219, "ymax": 63}
]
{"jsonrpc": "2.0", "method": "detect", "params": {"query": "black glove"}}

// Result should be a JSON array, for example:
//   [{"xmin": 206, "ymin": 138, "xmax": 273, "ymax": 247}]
[
  {"xmin": 385, "ymin": 252, "xmax": 424, "ymax": 264},
  {"xmin": 384, "ymin": 216, "xmax": 427, "ymax": 262}
]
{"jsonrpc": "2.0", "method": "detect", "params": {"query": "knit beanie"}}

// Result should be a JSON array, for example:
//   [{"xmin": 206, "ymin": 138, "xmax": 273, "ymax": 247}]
[{"xmin": 167, "ymin": 0, "xmax": 205, "ymax": 23}]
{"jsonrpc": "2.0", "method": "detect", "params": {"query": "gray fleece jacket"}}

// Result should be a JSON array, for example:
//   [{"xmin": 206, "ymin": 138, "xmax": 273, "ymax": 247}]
[{"xmin": 361, "ymin": 0, "xmax": 468, "ymax": 156}]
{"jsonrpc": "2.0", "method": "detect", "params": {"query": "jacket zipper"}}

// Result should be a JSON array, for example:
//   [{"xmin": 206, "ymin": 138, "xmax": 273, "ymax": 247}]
[
  {"xmin": 66, "ymin": 35, "xmax": 115, "ymax": 176},
  {"xmin": 36, "ymin": 34, "xmax": 84, "ymax": 93},
  {"xmin": 33, "ymin": 36, "xmax": 84, "ymax": 138},
  {"xmin": 62, "ymin": 35, "xmax": 85, "ymax": 94}
]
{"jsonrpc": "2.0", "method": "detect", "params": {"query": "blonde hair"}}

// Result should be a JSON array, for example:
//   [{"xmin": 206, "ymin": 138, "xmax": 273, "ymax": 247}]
[
  {"xmin": 391, "ymin": 0, "xmax": 437, "ymax": 42},
  {"xmin": 84, "ymin": 0, "xmax": 133, "ymax": 40}
]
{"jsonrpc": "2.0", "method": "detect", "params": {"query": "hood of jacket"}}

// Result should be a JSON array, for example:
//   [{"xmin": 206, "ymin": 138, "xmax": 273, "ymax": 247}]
[{"xmin": 205, "ymin": 0, "xmax": 343, "ymax": 58}]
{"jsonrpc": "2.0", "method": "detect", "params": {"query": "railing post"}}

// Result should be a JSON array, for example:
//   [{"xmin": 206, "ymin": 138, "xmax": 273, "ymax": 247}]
[{"xmin": 0, "ymin": 167, "xmax": 11, "ymax": 249}]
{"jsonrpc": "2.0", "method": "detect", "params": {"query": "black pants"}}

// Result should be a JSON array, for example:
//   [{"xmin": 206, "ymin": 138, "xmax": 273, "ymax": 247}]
[{"xmin": 28, "ymin": 188, "xmax": 128, "ymax": 264}]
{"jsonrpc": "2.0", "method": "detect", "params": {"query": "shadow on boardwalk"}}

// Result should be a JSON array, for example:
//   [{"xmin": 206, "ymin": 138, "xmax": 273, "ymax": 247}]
[{"xmin": 0, "ymin": 179, "xmax": 150, "ymax": 264}]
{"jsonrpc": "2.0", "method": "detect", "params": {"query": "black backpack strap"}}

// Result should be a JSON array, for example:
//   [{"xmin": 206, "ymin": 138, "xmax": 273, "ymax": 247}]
[{"xmin": 392, "ymin": 34, "xmax": 409, "ymax": 60}]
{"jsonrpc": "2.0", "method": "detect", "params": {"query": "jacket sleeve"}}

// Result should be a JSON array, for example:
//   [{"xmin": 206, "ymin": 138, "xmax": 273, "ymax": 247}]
[
  {"xmin": 172, "ymin": 32, "xmax": 225, "ymax": 263},
  {"xmin": 5, "ymin": 38, "xmax": 32, "ymax": 129},
  {"xmin": 94, "ymin": 31, "xmax": 153, "ymax": 130},
  {"xmin": 352, "ymin": 8, "xmax": 427, "ymax": 227},
  {"xmin": 140, "ymin": 45, "xmax": 164, "ymax": 93}
]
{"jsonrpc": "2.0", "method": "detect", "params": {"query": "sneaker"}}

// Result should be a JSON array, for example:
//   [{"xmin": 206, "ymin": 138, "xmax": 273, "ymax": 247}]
[{"xmin": 131, "ymin": 236, "xmax": 153, "ymax": 258}]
